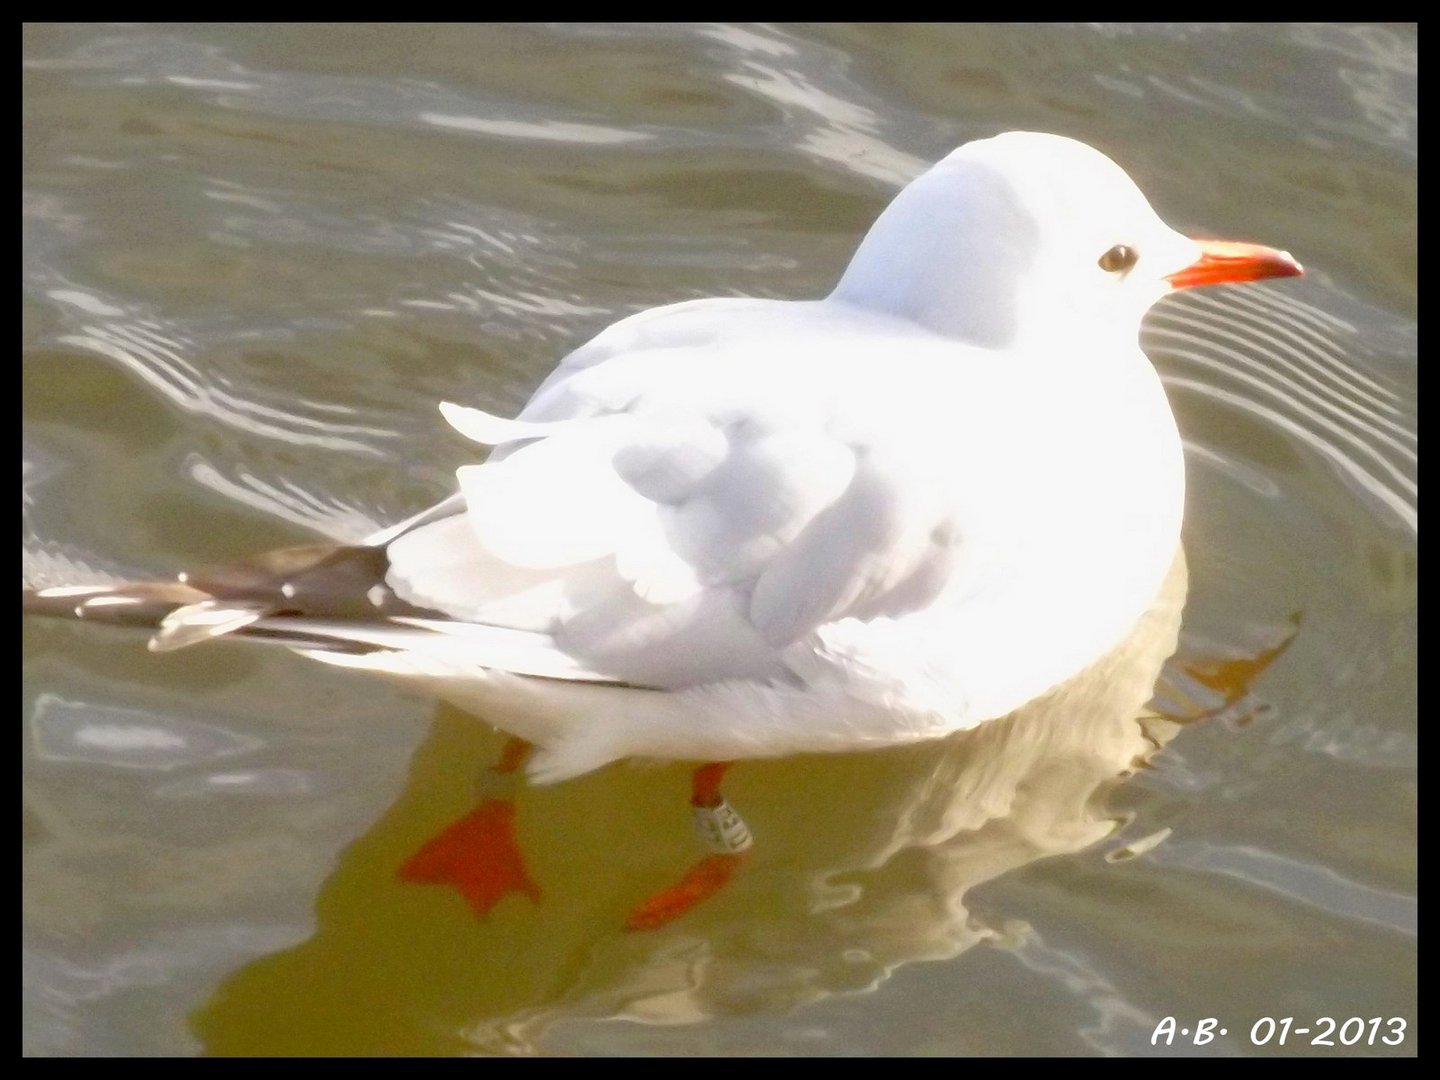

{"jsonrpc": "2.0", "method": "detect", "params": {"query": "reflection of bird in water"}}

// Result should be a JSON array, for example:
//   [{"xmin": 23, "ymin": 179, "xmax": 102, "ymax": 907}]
[
  {"xmin": 23, "ymin": 132, "xmax": 1302, "ymax": 930},
  {"xmin": 189, "ymin": 550, "xmax": 1297, "ymax": 1055}
]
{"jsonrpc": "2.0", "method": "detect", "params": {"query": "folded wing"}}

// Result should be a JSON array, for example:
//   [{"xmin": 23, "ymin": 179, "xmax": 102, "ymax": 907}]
[{"xmin": 386, "ymin": 375, "xmax": 966, "ymax": 690}]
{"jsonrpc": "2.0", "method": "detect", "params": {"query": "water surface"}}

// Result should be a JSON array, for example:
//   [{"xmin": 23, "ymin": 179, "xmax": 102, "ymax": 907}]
[{"xmin": 23, "ymin": 23, "xmax": 1416, "ymax": 1057}]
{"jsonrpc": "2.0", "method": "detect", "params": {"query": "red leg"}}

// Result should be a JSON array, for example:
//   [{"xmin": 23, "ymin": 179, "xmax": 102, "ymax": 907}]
[
  {"xmin": 691, "ymin": 761, "xmax": 729, "ymax": 807},
  {"xmin": 625, "ymin": 762, "xmax": 752, "ymax": 932},
  {"xmin": 495, "ymin": 735, "xmax": 530, "ymax": 776},
  {"xmin": 398, "ymin": 737, "xmax": 540, "ymax": 916}
]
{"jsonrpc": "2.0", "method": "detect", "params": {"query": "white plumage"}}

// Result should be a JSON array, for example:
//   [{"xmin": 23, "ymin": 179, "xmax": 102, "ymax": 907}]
[{"xmin": 32, "ymin": 131, "xmax": 1303, "ymax": 786}]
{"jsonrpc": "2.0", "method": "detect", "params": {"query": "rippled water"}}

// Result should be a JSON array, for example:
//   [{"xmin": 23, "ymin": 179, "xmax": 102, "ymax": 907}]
[{"xmin": 23, "ymin": 23, "xmax": 1415, "ymax": 1057}]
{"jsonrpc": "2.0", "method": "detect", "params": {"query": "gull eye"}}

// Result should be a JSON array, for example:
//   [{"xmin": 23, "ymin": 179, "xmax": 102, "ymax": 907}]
[{"xmin": 1098, "ymin": 244, "xmax": 1138, "ymax": 274}]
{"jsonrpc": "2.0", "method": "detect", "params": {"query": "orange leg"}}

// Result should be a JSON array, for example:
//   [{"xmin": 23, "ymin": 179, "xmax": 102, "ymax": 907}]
[
  {"xmin": 625, "ymin": 762, "xmax": 753, "ymax": 932},
  {"xmin": 691, "ymin": 761, "xmax": 729, "ymax": 808},
  {"xmin": 398, "ymin": 736, "xmax": 540, "ymax": 916}
]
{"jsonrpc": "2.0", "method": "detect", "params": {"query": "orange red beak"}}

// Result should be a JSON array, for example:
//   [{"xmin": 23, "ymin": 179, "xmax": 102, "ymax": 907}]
[{"xmin": 1166, "ymin": 240, "xmax": 1304, "ymax": 290}]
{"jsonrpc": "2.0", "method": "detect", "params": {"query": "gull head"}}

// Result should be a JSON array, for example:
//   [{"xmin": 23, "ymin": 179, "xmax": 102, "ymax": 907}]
[{"xmin": 831, "ymin": 131, "xmax": 1301, "ymax": 351}]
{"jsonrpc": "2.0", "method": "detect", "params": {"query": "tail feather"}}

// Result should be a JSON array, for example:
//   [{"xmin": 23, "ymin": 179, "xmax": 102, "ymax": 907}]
[
  {"xmin": 23, "ymin": 542, "xmax": 624, "ymax": 686},
  {"xmin": 24, "ymin": 581, "xmax": 211, "ymax": 628},
  {"xmin": 22, "ymin": 541, "xmax": 437, "ymax": 649},
  {"xmin": 150, "ymin": 599, "xmax": 271, "ymax": 652}
]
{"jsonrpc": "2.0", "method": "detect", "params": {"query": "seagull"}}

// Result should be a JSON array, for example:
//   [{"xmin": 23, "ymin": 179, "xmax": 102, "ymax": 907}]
[{"xmin": 23, "ymin": 131, "xmax": 1302, "ymax": 928}]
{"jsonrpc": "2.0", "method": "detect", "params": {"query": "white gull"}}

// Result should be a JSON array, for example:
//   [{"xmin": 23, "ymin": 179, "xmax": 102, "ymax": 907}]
[{"xmin": 26, "ymin": 131, "xmax": 1302, "ymax": 923}]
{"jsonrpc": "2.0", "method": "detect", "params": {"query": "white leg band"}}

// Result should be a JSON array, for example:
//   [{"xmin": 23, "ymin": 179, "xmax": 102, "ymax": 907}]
[{"xmin": 692, "ymin": 798, "xmax": 754, "ymax": 854}]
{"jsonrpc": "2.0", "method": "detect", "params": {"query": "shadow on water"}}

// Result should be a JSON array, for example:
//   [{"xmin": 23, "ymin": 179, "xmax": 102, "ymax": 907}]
[{"xmin": 190, "ymin": 550, "xmax": 1295, "ymax": 1055}]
